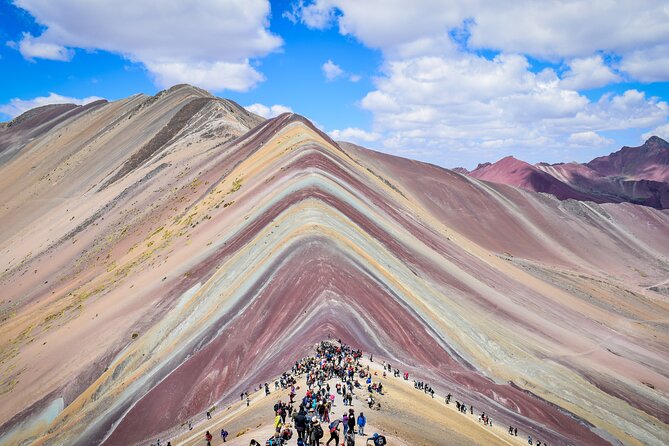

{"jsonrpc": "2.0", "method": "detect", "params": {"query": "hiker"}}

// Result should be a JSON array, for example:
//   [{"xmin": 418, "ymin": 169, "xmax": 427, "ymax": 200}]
[
  {"xmin": 206, "ymin": 410, "xmax": 211, "ymax": 419},
  {"xmin": 249, "ymin": 440, "xmax": 261, "ymax": 446},
  {"xmin": 265, "ymin": 383, "xmax": 271, "ymax": 396},
  {"xmin": 247, "ymin": 395, "xmax": 251, "ymax": 406},
  {"xmin": 274, "ymin": 413, "xmax": 283, "ymax": 431},
  {"xmin": 310, "ymin": 416, "xmax": 324, "ymax": 446},
  {"xmin": 221, "ymin": 428, "xmax": 229, "ymax": 442},
  {"xmin": 205, "ymin": 430, "xmax": 213, "ymax": 446},
  {"xmin": 343, "ymin": 429, "xmax": 356, "ymax": 446},
  {"xmin": 446, "ymin": 393, "xmax": 451, "ymax": 404},
  {"xmin": 347, "ymin": 409, "xmax": 356, "ymax": 436},
  {"xmin": 357, "ymin": 412, "xmax": 366, "ymax": 435},
  {"xmin": 509, "ymin": 426, "xmax": 514, "ymax": 435},
  {"xmin": 366, "ymin": 433, "xmax": 386, "ymax": 445},
  {"xmin": 515, "ymin": 427, "xmax": 518, "ymax": 436},
  {"xmin": 294, "ymin": 408, "xmax": 307, "ymax": 440},
  {"xmin": 188, "ymin": 420, "xmax": 193, "ymax": 430},
  {"xmin": 326, "ymin": 419, "xmax": 340, "ymax": 446},
  {"xmin": 528, "ymin": 435, "xmax": 533, "ymax": 445},
  {"xmin": 342, "ymin": 412, "xmax": 349, "ymax": 436}
]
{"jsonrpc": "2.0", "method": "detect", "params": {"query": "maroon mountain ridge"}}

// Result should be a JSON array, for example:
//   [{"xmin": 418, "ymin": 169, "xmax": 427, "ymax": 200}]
[{"xmin": 456, "ymin": 136, "xmax": 669, "ymax": 209}]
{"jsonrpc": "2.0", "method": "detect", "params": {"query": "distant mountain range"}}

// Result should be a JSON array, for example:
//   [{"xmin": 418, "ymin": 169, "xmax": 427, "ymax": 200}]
[{"xmin": 456, "ymin": 136, "xmax": 669, "ymax": 208}]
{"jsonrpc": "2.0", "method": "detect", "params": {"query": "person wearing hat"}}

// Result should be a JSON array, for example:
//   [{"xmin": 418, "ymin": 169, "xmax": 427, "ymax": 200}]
[{"xmin": 310, "ymin": 416, "xmax": 324, "ymax": 445}]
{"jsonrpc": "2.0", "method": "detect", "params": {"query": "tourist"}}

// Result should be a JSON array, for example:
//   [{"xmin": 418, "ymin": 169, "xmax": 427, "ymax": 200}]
[{"xmin": 357, "ymin": 412, "xmax": 366, "ymax": 435}]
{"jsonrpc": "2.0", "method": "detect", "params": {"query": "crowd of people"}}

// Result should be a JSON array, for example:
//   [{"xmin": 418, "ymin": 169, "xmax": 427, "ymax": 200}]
[
  {"xmin": 150, "ymin": 339, "xmax": 550, "ymax": 446},
  {"xmin": 245, "ymin": 340, "xmax": 387, "ymax": 446}
]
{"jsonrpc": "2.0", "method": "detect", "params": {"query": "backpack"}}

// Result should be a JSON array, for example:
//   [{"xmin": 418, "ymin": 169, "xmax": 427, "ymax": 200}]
[
  {"xmin": 377, "ymin": 435, "xmax": 386, "ymax": 445},
  {"xmin": 313, "ymin": 424, "xmax": 324, "ymax": 439},
  {"xmin": 346, "ymin": 435, "xmax": 355, "ymax": 446}
]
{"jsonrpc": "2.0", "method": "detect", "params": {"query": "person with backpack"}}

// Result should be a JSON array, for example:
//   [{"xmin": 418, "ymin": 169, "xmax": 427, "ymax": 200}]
[
  {"xmin": 357, "ymin": 412, "xmax": 366, "ymax": 436},
  {"xmin": 205, "ymin": 430, "xmax": 213, "ymax": 446},
  {"xmin": 326, "ymin": 419, "xmax": 340, "ymax": 446},
  {"xmin": 221, "ymin": 428, "xmax": 229, "ymax": 442},
  {"xmin": 310, "ymin": 416, "xmax": 324, "ymax": 445}
]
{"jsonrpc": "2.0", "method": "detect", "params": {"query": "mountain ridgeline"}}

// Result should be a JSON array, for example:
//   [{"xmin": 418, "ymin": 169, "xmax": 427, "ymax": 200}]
[{"xmin": 0, "ymin": 85, "xmax": 668, "ymax": 446}]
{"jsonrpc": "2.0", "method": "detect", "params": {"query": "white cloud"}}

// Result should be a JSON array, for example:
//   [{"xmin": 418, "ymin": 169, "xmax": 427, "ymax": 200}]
[
  {"xmin": 642, "ymin": 123, "xmax": 669, "ymax": 142},
  {"xmin": 322, "ymin": 59, "xmax": 344, "ymax": 81},
  {"xmin": 560, "ymin": 55, "xmax": 621, "ymax": 90},
  {"xmin": 359, "ymin": 53, "xmax": 668, "ymax": 166},
  {"xmin": 329, "ymin": 127, "xmax": 380, "ymax": 142},
  {"xmin": 288, "ymin": 1, "xmax": 669, "ymax": 74},
  {"xmin": 146, "ymin": 60, "xmax": 264, "ymax": 91},
  {"xmin": 349, "ymin": 74, "xmax": 361, "ymax": 82},
  {"xmin": 568, "ymin": 131, "xmax": 613, "ymax": 146},
  {"xmin": 0, "ymin": 92, "xmax": 104, "ymax": 118},
  {"xmin": 283, "ymin": 0, "xmax": 335, "ymax": 29},
  {"xmin": 620, "ymin": 44, "xmax": 669, "ymax": 83},
  {"xmin": 12, "ymin": 0, "xmax": 282, "ymax": 92},
  {"xmin": 286, "ymin": 1, "xmax": 669, "ymax": 166},
  {"xmin": 15, "ymin": 32, "xmax": 72, "ymax": 61},
  {"xmin": 244, "ymin": 103, "xmax": 293, "ymax": 118}
]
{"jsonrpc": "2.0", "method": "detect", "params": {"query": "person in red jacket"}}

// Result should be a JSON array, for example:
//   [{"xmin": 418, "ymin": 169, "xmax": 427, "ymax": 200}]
[{"xmin": 205, "ymin": 430, "xmax": 213, "ymax": 446}]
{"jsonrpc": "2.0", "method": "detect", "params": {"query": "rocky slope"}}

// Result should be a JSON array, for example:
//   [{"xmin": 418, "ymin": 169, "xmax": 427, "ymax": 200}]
[{"xmin": 0, "ymin": 86, "xmax": 668, "ymax": 446}]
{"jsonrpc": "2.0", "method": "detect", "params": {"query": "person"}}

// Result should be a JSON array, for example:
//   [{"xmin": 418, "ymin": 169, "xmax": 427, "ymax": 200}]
[
  {"xmin": 205, "ymin": 430, "xmax": 213, "ymax": 446},
  {"xmin": 326, "ymin": 419, "xmax": 340, "ymax": 446},
  {"xmin": 311, "ymin": 416, "xmax": 324, "ymax": 446},
  {"xmin": 206, "ymin": 410, "xmax": 211, "ymax": 419},
  {"xmin": 528, "ymin": 435, "xmax": 533, "ymax": 445},
  {"xmin": 344, "ymin": 429, "xmax": 356, "ymax": 446},
  {"xmin": 347, "ymin": 409, "xmax": 356, "ymax": 436},
  {"xmin": 342, "ymin": 412, "xmax": 349, "ymax": 436},
  {"xmin": 294, "ymin": 408, "xmax": 307, "ymax": 441},
  {"xmin": 221, "ymin": 428, "xmax": 229, "ymax": 442},
  {"xmin": 357, "ymin": 412, "xmax": 366, "ymax": 436},
  {"xmin": 249, "ymin": 440, "xmax": 261, "ymax": 446},
  {"xmin": 247, "ymin": 395, "xmax": 251, "ymax": 407},
  {"xmin": 366, "ymin": 433, "xmax": 386, "ymax": 445},
  {"xmin": 188, "ymin": 420, "xmax": 193, "ymax": 430}
]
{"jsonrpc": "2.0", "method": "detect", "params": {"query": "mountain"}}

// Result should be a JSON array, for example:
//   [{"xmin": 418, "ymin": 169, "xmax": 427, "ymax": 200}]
[
  {"xmin": 1, "ymin": 86, "xmax": 668, "ymax": 446},
  {"xmin": 587, "ymin": 136, "xmax": 669, "ymax": 182},
  {"xmin": 467, "ymin": 137, "xmax": 669, "ymax": 208}
]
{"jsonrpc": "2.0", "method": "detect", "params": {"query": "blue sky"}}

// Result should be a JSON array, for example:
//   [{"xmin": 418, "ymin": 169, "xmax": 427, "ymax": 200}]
[{"xmin": 1, "ymin": 0, "xmax": 668, "ymax": 169}]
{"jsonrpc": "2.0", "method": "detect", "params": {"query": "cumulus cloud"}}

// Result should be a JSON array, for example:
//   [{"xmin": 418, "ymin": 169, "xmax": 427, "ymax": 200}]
[
  {"xmin": 289, "ymin": 1, "xmax": 669, "ymax": 61},
  {"xmin": 329, "ymin": 127, "xmax": 380, "ymax": 142},
  {"xmin": 286, "ymin": 1, "xmax": 669, "ymax": 166},
  {"xmin": 620, "ymin": 44, "xmax": 669, "ymax": 83},
  {"xmin": 0, "ymin": 92, "xmax": 104, "ymax": 118},
  {"xmin": 322, "ymin": 59, "xmax": 344, "ymax": 81},
  {"xmin": 245, "ymin": 103, "xmax": 293, "ymax": 118},
  {"xmin": 568, "ymin": 131, "xmax": 613, "ymax": 146},
  {"xmin": 14, "ymin": 32, "xmax": 73, "ymax": 61},
  {"xmin": 560, "ymin": 55, "xmax": 620, "ymax": 90},
  {"xmin": 12, "ymin": 0, "xmax": 282, "ymax": 92}
]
